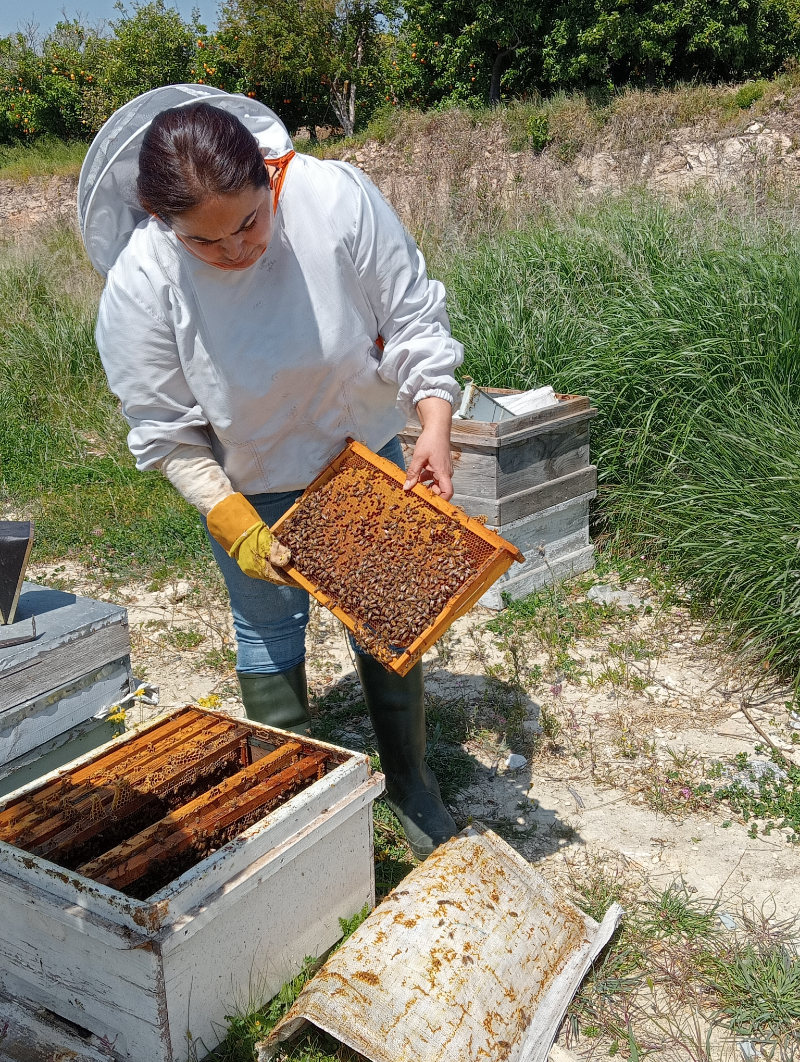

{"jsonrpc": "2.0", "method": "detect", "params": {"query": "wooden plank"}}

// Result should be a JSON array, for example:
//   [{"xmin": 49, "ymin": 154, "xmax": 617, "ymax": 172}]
[
  {"xmin": 400, "ymin": 404, "xmax": 597, "ymax": 450},
  {"xmin": 444, "ymin": 422, "xmax": 590, "ymax": 502},
  {"xmin": 0, "ymin": 713, "xmax": 232, "ymax": 840},
  {"xmin": 0, "ymin": 869, "xmax": 171, "ymax": 1060},
  {"xmin": 496, "ymin": 421, "xmax": 590, "ymax": 494},
  {"xmin": 78, "ymin": 746, "xmax": 316, "ymax": 887},
  {"xmin": 150, "ymin": 750, "xmax": 372, "ymax": 916},
  {"xmin": 0, "ymin": 583, "xmax": 130, "ymax": 712},
  {"xmin": 0, "ymin": 624, "xmax": 130, "ymax": 714},
  {"xmin": 494, "ymin": 394, "xmax": 591, "ymax": 437},
  {"xmin": 162, "ymin": 799, "xmax": 377, "ymax": 1057},
  {"xmin": 452, "ymin": 466, "xmax": 598, "ymax": 524},
  {"xmin": 31, "ymin": 726, "xmax": 254, "ymax": 863},
  {"xmin": 93, "ymin": 754, "xmax": 326, "ymax": 893},
  {"xmin": 0, "ymin": 708, "xmax": 204, "ymax": 823},
  {"xmin": 409, "ymin": 392, "xmax": 591, "ymax": 439},
  {"xmin": 0, "ymin": 656, "xmax": 133, "ymax": 770},
  {"xmin": 0, "ymin": 983, "xmax": 117, "ymax": 1062}
]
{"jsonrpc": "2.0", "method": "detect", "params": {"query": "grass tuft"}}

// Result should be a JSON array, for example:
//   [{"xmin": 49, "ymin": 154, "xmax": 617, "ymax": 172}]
[
  {"xmin": 0, "ymin": 226, "xmax": 213, "ymax": 578},
  {"xmin": 0, "ymin": 137, "xmax": 87, "ymax": 180},
  {"xmin": 439, "ymin": 192, "xmax": 800, "ymax": 687}
]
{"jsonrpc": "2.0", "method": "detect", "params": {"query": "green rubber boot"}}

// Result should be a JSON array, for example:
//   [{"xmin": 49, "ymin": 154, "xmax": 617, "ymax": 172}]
[
  {"xmin": 355, "ymin": 655, "xmax": 457, "ymax": 860},
  {"xmin": 237, "ymin": 663, "xmax": 312, "ymax": 736}
]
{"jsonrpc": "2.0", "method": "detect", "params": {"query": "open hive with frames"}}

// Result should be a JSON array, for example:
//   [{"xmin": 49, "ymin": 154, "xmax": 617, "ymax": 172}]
[
  {"xmin": 274, "ymin": 440, "xmax": 524, "ymax": 675},
  {"xmin": 0, "ymin": 707, "xmax": 346, "ymax": 899}
]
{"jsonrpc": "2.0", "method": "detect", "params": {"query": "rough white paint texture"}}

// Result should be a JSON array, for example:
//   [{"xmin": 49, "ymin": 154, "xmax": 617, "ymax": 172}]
[
  {"xmin": 259, "ymin": 825, "xmax": 622, "ymax": 1062},
  {"xmin": 0, "ymin": 712, "xmax": 383, "ymax": 1061},
  {"xmin": 0, "ymin": 657, "xmax": 132, "ymax": 766}
]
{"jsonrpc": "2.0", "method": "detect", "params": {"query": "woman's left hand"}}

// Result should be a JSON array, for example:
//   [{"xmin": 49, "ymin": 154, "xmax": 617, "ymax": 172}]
[{"xmin": 403, "ymin": 396, "xmax": 455, "ymax": 501}]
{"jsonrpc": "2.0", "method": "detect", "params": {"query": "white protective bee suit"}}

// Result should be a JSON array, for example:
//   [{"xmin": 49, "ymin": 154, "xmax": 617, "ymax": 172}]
[{"xmin": 79, "ymin": 85, "xmax": 463, "ymax": 514}]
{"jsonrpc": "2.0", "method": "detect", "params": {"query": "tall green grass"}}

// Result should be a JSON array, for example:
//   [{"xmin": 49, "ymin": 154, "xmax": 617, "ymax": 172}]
[
  {"xmin": 437, "ymin": 193, "xmax": 800, "ymax": 682},
  {"xmin": 0, "ymin": 138, "xmax": 87, "ymax": 180},
  {"xmin": 0, "ymin": 227, "xmax": 210, "ymax": 576},
  {"xmin": 5, "ymin": 196, "xmax": 800, "ymax": 680}
]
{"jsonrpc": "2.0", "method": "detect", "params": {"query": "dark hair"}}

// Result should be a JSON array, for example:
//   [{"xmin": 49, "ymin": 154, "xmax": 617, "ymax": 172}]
[{"xmin": 137, "ymin": 102, "xmax": 268, "ymax": 221}]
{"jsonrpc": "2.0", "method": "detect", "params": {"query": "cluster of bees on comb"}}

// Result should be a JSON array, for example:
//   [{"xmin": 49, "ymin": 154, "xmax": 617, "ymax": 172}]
[{"xmin": 279, "ymin": 462, "xmax": 484, "ymax": 663}]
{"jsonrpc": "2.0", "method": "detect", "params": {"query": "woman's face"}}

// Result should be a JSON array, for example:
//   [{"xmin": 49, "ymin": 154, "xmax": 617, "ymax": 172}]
[{"xmin": 170, "ymin": 183, "xmax": 273, "ymax": 270}]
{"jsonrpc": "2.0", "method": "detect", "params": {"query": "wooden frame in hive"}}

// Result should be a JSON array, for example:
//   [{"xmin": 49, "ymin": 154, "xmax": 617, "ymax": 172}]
[{"xmin": 272, "ymin": 440, "xmax": 524, "ymax": 676}]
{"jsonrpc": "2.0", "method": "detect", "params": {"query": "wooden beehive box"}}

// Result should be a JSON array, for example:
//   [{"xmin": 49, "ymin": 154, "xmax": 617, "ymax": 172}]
[
  {"xmin": 400, "ymin": 391, "xmax": 598, "ymax": 606},
  {"xmin": 0, "ymin": 582, "xmax": 133, "ymax": 797},
  {"xmin": 273, "ymin": 440, "xmax": 523, "ymax": 675},
  {"xmin": 0, "ymin": 707, "xmax": 383, "ymax": 1061}
]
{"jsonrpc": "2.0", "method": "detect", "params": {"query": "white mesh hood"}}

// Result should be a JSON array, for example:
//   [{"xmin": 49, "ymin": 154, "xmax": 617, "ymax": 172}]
[{"xmin": 78, "ymin": 84, "xmax": 293, "ymax": 277}]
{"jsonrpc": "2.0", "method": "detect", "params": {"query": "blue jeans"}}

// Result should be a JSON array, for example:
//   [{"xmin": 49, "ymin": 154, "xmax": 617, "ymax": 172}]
[{"xmin": 204, "ymin": 436, "xmax": 406, "ymax": 674}]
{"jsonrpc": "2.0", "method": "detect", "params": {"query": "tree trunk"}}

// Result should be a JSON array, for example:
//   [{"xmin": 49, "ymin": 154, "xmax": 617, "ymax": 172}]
[
  {"xmin": 489, "ymin": 46, "xmax": 516, "ymax": 107},
  {"xmin": 331, "ymin": 78, "xmax": 355, "ymax": 136},
  {"xmin": 330, "ymin": 30, "xmax": 364, "ymax": 137}
]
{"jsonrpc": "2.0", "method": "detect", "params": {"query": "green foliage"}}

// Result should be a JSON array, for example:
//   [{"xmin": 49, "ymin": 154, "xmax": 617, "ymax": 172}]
[
  {"xmin": 215, "ymin": 0, "xmax": 398, "ymax": 135},
  {"xmin": 734, "ymin": 79, "xmax": 767, "ymax": 108},
  {"xmin": 710, "ymin": 940, "xmax": 800, "ymax": 1043},
  {"xmin": 0, "ymin": 136, "xmax": 86, "ymax": 177},
  {"xmin": 388, "ymin": 0, "xmax": 542, "ymax": 108},
  {"xmin": 538, "ymin": 0, "xmax": 800, "ymax": 90},
  {"xmin": 638, "ymin": 880, "xmax": 719, "ymax": 941},
  {"xmin": 528, "ymin": 111, "xmax": 550, "ymax": 152},
  {"xmin": 4, "ymin": 0, "xmax": 800, "ymax": 141},
  {"xmin": 572, "ymin": 875, "xmax": 800, "ymax": 1054},
  {"xmin": 336, "ymin": 902, "xmax": 370, "ymax": 940},
  {"xmin": 391, "ymin": 0, "xmax": 800, "ymax": 107},
  {"xmin": 438, "ymin": 193, "xmax": 800, "ymax": 687},
  {"xmin": 0, "ymin": 20, "xmax": 107, "ymax": 139},
  {"xmin": 715, "ymin": 756, "xmax": 800, "ymax": 841},
  {"xmin": 0, "ymin": 3, "xmax": 203, "ymax": 142},
  {"xmin": 101, "ymin": 1, "xmax": 202, "ymax": 113}
]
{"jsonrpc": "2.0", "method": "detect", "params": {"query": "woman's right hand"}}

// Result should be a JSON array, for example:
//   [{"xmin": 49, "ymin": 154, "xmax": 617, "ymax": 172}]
[{"xmin": 207, "ymin": 494, "xmax": 297, "ymax": 586}]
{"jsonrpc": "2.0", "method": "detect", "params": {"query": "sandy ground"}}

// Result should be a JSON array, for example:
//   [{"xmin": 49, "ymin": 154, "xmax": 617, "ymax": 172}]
[{"xmin": 28, "ymin": 557, "xmax": 800, "ymax": 926}]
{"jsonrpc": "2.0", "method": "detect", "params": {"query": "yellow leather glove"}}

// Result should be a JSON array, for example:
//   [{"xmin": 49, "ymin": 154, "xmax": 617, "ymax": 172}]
[{"xmin": 206, "ymin": 494, "xmax": 295, "ymax": 586}]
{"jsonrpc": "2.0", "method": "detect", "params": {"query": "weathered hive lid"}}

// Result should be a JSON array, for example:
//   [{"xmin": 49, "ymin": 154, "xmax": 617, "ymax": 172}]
[{"xmin": 259, "ymin": 824, "xmax": 623, "ymax": 1062}]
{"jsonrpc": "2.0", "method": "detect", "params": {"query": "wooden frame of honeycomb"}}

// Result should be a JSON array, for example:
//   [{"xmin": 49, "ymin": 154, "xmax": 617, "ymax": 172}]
[{"xmin": 273, "ymin": 440, "xmax": 524, "ymax": 676}]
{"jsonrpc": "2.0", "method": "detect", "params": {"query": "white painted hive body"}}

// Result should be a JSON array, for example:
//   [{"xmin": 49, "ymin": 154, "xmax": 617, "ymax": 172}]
[
  {"xmin": 401, "ymin": 391, "xmax": 597, "ymax": 604},
  {"xmin": 0, "ymin": 709, "xmax": 383, "ymax": 1061},
  {"xmin": 0, "ymin": 582, "xmax": 134, "ymax": 797}
]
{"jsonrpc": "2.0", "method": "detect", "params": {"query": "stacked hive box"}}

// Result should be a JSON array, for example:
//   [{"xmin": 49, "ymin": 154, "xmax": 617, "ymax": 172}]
[
  {"xmin": 0, "ymin": 582, "xmax": 134, "ymax": 797},
  {"xmin": 400, "ymin": 391, "xmax": 598, "ymax": 607}
]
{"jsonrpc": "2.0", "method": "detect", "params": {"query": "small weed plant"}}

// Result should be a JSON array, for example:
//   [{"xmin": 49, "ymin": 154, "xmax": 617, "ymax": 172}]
[{"xmin": 570, "ymin": 878, "xmax": 800, "ymax": 1060}]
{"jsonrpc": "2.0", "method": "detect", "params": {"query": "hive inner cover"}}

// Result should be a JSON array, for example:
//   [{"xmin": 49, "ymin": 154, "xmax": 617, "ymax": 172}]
[{"xmin": 261, "ymin": 824, "xmax": 623, "ymax": 1062}]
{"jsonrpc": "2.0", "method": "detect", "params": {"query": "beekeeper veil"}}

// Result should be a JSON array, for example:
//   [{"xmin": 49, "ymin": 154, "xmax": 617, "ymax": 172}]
[{"xmin": 78, "ymin": 84, "xmax": 293, "ymax": 277}]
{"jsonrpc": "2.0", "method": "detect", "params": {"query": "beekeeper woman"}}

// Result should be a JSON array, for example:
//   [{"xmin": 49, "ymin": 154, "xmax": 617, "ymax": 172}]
[{"xmin": 78, "ymin": 85, "xmax": 462, "ymax": 859}]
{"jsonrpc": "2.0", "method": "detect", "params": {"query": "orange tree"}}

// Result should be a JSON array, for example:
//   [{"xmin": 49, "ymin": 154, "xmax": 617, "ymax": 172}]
[
  {"xmin": 0, "ymin": 2, "xmax": 202, "ymax": 142},
  {"xmin": 0, "ymin": 21, "xmax": 108, "ymax": 140},
  {"xmin": 388, "ymin": 0, "xmax": 540, "ymax": 108},
  {"xmin": 390, "ymin": 0, "xmax": 800, "ymax": 108},
  {"xmin": 100, "ymin": 1, "xmax": 202, "ymax": 114},
  {"xmin": 216, "ymin": 0, "xmax": 397, "ymax": 135}
]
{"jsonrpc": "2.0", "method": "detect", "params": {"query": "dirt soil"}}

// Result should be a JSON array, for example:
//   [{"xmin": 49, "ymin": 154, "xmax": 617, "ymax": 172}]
[
  {"xmin": 5, "ymin": 95, "xmax": 800, "ymax": 242},
  {"xmin": 29, "ymin": 558, "xmax": 800, "ymax": 923}
]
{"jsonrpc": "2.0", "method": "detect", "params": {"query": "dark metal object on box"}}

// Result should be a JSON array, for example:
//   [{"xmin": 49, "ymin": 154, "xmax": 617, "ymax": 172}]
[{"xmin": 0, "ymin": 520, "xmax": 34, "ymax": 627}]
